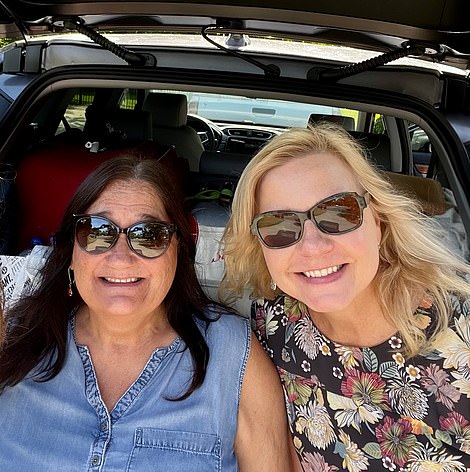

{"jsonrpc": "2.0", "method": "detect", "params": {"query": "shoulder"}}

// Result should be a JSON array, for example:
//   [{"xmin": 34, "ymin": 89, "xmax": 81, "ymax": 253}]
[
  {"xmin": 406, "ymin": 295, "xmax": 470, "ymax": 462},
  {"xmin": 196, "ymin": 305, "xmax": 250, "ymax": 349},
  {"xmin": 204, "ymin": 304, "xmax": 250, "ymax": 329},
  {"xmin": 448, "ymin": 294, "xmax": 469, "ymax": 320},
  {"xmin": 252, "ymin": 294, "xmax": 307, "ymax": 315},
  {"xmin": 251, "ymin": 294, "xmax": 286, "ymax": 324},
  {"xmin": 418, "ymin": 294, "xmax": 470, "ymax": 407},
  {"xmin": 251, "ymin": 294, "xmax": 307, "ymax": 338},
  {"xmin": 252, "ymin": 294, "xmax": 286, "ymax": 310},
  {"xmin": 414, "ymin": 292, "xmax": 468, "ymax": 338},
  {"xmin": 430, "ymin": 294, "xmax": 469, "ymax": 353},
  {"xmin": 195, "ymin": 307, "xmax": 252, "ymax": 390}
]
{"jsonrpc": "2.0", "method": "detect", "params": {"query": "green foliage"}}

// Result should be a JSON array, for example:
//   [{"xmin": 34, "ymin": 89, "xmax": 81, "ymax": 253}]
[
  {"xmin": 0, "ymin": 38, "xmax": 15, "ymax": 48},
  {"xmin": 373, "ymin": 114, "xmax": 385, "ymax": 134}
]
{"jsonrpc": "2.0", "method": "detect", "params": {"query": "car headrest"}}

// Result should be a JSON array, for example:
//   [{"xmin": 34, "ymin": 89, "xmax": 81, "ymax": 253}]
[
  {"xmin": 384, "ymin": 172, "xmax": 450, "ymax": 216},
  {"xmin": 350, "ymin": 131, "xmax": 391, "ymax": 171},
  {"xmin": 84, "ymin": 106, "xmax": 152, "ymax": 144},
  {"xmin": 199, "ymin": 150, "xmax": 252, "ymax": 177},
  {"xmin": 143, "ymin": 92, "xmax": 188, "ymax": 128},
  {"xmin": 308, "ymin": 113, "xmax": 355, "ymax": 131}
]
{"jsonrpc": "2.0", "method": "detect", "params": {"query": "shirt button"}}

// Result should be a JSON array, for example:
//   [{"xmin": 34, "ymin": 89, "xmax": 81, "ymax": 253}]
[
  {"xmin": 91, "ymin": 455, "xmax": 101, "ymax": 466},
  {"xmin": 100, "ymin": 422, "xmax": 108, "ymax": 432}
]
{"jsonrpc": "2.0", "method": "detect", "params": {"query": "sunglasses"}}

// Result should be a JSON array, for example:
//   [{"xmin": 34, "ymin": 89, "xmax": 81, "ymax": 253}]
[
  {"xmin": 73, "ymin": 214, "xmax": 177, "ymax": 258},
  {"xmin": 251, "ymin": 191, "xmax": 370, "ymax": 249}
]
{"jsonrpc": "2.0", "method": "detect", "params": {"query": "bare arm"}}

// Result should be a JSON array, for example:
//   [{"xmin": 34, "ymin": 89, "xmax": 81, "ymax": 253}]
[{"xmin": 235, "ymin": 335, "xmax": 301, "ymax": 471}]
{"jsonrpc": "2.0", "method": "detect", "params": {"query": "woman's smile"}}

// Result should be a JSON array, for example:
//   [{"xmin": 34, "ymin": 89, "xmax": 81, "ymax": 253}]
[
  {"xmin": 100, "ymin": 276, "xmax": 143, "ymax": 284},
  {"xmin": 302, "ymin": 264, "xmax": 344, "ymax": 278}
]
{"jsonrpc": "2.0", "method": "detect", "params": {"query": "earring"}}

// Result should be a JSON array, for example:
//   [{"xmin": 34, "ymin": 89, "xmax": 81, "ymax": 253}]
[
  {"xmin": 270, "ymin": 279, "xmax": 277, "ymax": 291},
  {"xmin": 67, "ymin": 267, "xmax": 75, "ymax": 297}
]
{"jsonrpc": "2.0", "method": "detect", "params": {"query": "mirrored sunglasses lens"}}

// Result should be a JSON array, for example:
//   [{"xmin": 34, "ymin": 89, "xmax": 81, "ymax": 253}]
[
  {"xmin": 315, "ymin": 194, "xmax": 361, "ymax": 234},
  {"xmin": 257, "ymin": 213, "xmax": 302, "ymax": 247},
  {"xmin": 75, "ymin": 216, "xmax": 117, "ymax": 254},
  {"xmin": 128, "ymin": 223, "xmax": 172, "ymax": 258}
]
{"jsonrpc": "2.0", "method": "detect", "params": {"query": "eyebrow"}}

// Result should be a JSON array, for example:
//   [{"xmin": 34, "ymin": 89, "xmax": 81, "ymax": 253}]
[
  {"xmin": 87, "ymin": 211, "xmax": 169, "ymax": 222},
  {"xmin": 139, "ymin": 212, "xmax": 169, "ymax": 222}
]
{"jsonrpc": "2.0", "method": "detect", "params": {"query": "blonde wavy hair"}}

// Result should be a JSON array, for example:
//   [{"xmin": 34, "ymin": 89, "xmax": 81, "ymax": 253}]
[{"xmin": 221, "ymin": 124, "xmax": 470, "ymax": 356}]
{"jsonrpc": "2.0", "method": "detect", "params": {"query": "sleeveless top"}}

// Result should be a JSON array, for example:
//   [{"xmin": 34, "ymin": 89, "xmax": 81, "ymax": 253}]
[
  {"xmin": 0, "ymin": 310, "xmax": 250, "ymax": 471},
  {"xmin": 252, "ymin": 294, "xmax": 470, "ymax": 471}
]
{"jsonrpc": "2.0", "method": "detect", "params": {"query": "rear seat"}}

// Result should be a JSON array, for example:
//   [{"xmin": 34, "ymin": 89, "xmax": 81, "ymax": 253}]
[
  {"xmin": 384, "ymin": 172, "xmax": 449, "ymax": 216},
  {"xmin": 350, "ymin": 131, "xmax": 392, "ymax": 171},
  {"xmin": 343, "ymin": 131, "xmax": 448, "ymax": 217},
  {"xmin": 143, "ymin": 92, "xmax": 204, "ymax": 172},
  {"xmin": 190, "ymin": 150, "xmax": 251, "ymax": 193},
  {"xmin": 14, "ymin": 108, "xmax": 159, "ymax": 253},
  {"xmin": 83, "ymin": 106, "xmax": 152, "ymax": 146},
  {"xmin": 351, "ymin": 128, "xmax": 468, "ymax": 258},
  {"xmin": 199, "ymin": 150, "xmax": 251, "ymax": 177},
  {"xmin": 308, "ymin": 113, "xmax": 355, "ymax": 131},
  {"xmin": 384, "ymin": 171, "xmax": 467, "ymax": 259},
  {"xmin": 308, "ymin": 114, "xmax": 391, "ymax": 171}
]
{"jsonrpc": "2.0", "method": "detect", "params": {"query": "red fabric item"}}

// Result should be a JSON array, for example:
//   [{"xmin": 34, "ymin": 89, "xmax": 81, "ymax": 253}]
[
  {"xmin": 15, "ymin": 142, "xmax": 119, "ymax": 251},
  {"xmin": 15, "ymin": 140, "xmax": 184, "ymax": 252}
]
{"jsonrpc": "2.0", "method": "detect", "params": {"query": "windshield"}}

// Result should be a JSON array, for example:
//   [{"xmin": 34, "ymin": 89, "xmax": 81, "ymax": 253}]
[{"xmin": 162, "ymin": 91, "xmax": 343, "ymax": 127}]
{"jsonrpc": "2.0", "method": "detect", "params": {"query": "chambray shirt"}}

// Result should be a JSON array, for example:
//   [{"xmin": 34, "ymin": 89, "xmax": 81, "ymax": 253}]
[{"xmin": 0, "ymin": 312, "xmax": 250, "ymax": 471}]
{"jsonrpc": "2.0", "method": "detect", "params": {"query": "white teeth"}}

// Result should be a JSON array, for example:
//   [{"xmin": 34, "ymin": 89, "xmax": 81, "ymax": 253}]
[
  {"xmin": 104, "ymin": 277, "xmax": 139, "ymax": 283},
  {"xmin": 303, "ymin": 265, "xmax": 342, "ymax": 278}
]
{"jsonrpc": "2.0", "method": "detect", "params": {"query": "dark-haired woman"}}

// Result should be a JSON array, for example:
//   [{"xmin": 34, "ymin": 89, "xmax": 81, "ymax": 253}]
[{"xmin": 0, "ymin": 156, "xmax": 294, "ymax": 471}]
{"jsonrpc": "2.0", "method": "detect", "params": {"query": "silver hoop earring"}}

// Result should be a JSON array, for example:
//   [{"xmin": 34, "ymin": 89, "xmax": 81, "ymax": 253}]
[
  {"xmin": 67, "ymin": 267, "xmax": 75, "ymax": 297},
  {"xmin": 270, "ymin": 279, "xmax": 277, "ymax": 291}
]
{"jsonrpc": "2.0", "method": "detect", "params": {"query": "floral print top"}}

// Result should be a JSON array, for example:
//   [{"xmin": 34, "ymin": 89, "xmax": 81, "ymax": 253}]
[{"xmin": 252, "ymin": 294, "xmax": 470, "ymax": 472}]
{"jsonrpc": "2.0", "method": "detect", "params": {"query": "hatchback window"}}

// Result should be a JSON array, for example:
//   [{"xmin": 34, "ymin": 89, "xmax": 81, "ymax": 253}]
[
  {"xmin": 56, "ymin": 89, "xmax": 95, "ymax": 134},
  {"xmin": 410, "ymin": 125, "xmax": 431, "ymax": 176},
  {"xmin": 119, "ymin": 89, "xmax": 139, "ymax": 110}
]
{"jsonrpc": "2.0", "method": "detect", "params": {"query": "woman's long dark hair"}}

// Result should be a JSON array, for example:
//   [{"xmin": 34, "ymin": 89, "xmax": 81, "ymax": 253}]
[{"xmin": 0, "ymin": 155, "xmax": 214, "ymax": 399}]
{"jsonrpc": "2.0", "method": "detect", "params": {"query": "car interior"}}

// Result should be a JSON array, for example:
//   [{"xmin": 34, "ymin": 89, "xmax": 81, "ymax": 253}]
[
  {"xmin": 0, "ymin": 79, "xmax": 467, "ymax": 313},
  {"xmin": 1, "ymin": 9, "xmax": 469, "ymax": 312}
]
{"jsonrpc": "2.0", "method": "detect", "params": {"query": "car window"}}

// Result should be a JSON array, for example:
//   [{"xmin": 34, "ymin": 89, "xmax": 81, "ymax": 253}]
[
  {"xmin": 409, "ymin": 125, "xmax": 431, "ymax": 176},
  {"xmin": 119, "ymin": 89, "xmax": 138, "ymax": 110},
  {"xmin": 372, "ymin": 114, "xmax": 387, "ymax": 135},
  {"xmin": 56, "ymin": 89, "xmax": 95, "ymax": 134},
  {"xmin": 148, "ymin": 89, "xmax": 356, "ymax": 129}
]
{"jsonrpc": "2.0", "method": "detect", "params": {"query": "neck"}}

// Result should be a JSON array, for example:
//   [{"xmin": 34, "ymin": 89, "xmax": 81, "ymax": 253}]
[
  {"xmin": 74, "ymin": 305, "xmax": 176, "ymax": 350},
  {"xmin": 308, "ymin": 296, "xmax": 396, "ymax": 348}
]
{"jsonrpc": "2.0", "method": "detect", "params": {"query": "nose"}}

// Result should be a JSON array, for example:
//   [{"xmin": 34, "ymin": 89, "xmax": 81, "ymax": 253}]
[
  {"xmin": 297, "ymin": 219, "xmax": 334, "ymax": 252},
  {"xmin": 108, "ymin": 232, "xmax": 136, "ymax": 260}
]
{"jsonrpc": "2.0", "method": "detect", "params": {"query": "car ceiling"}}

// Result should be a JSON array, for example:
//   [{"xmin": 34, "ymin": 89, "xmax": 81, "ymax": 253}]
[
  {"xmin": 1, "ymin": 1, "xmax": 470, "ymax": 64},
  {"xmin": 0, "ymin": 0, "xmax": 468, "ymax": 29}
]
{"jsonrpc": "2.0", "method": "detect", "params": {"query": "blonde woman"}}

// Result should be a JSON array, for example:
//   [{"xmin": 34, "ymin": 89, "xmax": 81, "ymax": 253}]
[{"xmin": 222, "ymin": 125, "xmax": 470, "ymax": 471}]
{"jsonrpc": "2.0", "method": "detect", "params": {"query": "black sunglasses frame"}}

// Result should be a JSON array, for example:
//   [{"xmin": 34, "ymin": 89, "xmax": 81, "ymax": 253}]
[
  {"xmin": 73, "ymin": 214, "xmax": 177, "ymax": 259},
  {"xmin": 250, "ymin": 191, "xmax": 370, "ymax": 249}
]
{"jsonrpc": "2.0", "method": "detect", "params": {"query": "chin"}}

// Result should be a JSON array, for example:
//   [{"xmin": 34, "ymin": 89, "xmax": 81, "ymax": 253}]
[
  {"xmin": 92, "ymin": 299, "xmax": 143, "ymax": 317},
  {"xmin": 301, "ymin": 295, "xmax": 353, "ymax": 315}
]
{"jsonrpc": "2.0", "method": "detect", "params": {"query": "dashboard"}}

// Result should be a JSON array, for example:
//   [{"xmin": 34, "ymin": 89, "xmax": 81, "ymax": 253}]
[
  {"xmin": 216, "ymin": 124, "xmax": 281, "ymax": 154},
  {"xmin": 187, "ymin": 114, "xmax": 283, "ymax": 155}
]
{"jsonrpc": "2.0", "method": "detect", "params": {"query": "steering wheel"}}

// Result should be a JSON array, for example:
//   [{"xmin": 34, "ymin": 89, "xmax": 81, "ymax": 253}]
[{"xmin": 187, "ymin": 114, "xmax": 217, "ymax": 150}]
